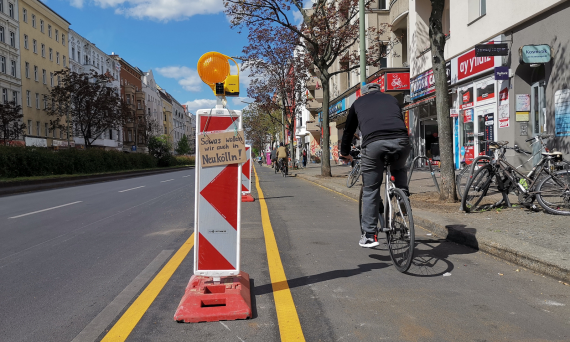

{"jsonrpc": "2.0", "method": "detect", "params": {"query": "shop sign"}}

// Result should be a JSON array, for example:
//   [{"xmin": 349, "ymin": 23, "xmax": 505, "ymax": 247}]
[
  {"xmin": 475, "ymin": 43, "xmax": 509, "ymax": 57},
  {"xmin": 516, "ymin": 112, "xmax": 530, "ymax": 122},
  {"xmin": 328, "ymin": 98, "xmax": 345, "ymax": 116},
  {"xmin": 494, "ymin": 67, "xmax": 509, "ymax": 80},
  {"xmin": 456, "ymin": 39, "xmax": 502, "ymax": 81},
  {"xmin": 484, "ymin": 113, "xmax": 495, "ymax": 156},
  {"xmin": 554, "ymin": 89, "xmax": 570, "ymax": 136},
  {"xmin": 476, "ymin": 77, "xmax": 495, "ymax": 105},
  {"xmin": 410, "ymin": 63, "xmax": 451, "ymax": 100},
  {"xmin": 25, "ymin": 137, "xmax": 47, "ymax": 147},
  {"xmin": 463, "ymin": 109, "xmax": 474, "ymax": 123},
  {"xmin": 520, "ymin": 44, "xmax": 551, "ymax": 64},
  {"xmin": 450, "ymin": 109, "xmax": 459, "ymax": 117},
  {"xmin": 385, "ymin": 73, "xmax": 410, "ymax": 91},
  {"xmin": 516, "ymin": 94, "xmax": 531, "ymax": 111},
  {"xmin": 459, "ymin": 85, "xmax": 474, "ymax": 110}
]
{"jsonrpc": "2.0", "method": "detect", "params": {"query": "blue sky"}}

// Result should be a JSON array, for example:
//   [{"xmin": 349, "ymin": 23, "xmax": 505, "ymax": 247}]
[{"xmin": 45, "ymin": 0, "xmax": 254, "ymax": 113}]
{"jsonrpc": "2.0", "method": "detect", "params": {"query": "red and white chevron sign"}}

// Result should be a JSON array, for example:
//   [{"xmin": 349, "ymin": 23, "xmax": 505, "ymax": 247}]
[
  {"xmin": 194, "ymin": 109, "xmax": 242, "ymax": 276},
  {"xmin": 241, "ymin": 145, "xmax": 251, "ymax": 194}
]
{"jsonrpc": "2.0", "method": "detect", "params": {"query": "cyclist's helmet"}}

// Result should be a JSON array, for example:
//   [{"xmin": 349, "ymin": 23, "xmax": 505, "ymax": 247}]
[
  {"xmin": 280, "ymin": 142, "xmax": 283, "ymax": 147},
  {"xmin": 361, "ymin": 83, "xmax": 380, "ymax": 95}
]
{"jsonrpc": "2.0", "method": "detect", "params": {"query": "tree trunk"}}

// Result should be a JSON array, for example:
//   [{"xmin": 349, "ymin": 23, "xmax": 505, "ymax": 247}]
[
  {"xmin": 429, "ymin": 0, "xmax": 457, "ymax": 201},
  {"xmin": 320, "ymin": 74, "xmax": 331, "ymax": 177}
]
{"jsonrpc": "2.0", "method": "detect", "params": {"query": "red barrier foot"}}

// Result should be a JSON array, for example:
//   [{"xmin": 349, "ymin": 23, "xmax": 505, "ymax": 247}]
[
  {"xmin": 174, "ymin": 271, "xmax": 252, "ymax": 323},
  {"xmin": 241, "ymin": 194, "xmax": 255, "ymax": 202}
]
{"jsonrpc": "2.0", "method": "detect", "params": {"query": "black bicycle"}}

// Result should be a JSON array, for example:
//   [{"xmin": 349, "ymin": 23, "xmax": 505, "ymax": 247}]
[
  {"xmin": 279, "ymin": 158, "xmax": 288, "ymax": 177},
  {"xmin": 346, "ymin": 146, "xmax": 362, "ymax": 188},
  {"xmin": 462, "ymin": 135, "xmax": 570, "ymax": 215},
  {"xmin": 356, "ymin": 155, "xmax": 415, "ymax": 273}
]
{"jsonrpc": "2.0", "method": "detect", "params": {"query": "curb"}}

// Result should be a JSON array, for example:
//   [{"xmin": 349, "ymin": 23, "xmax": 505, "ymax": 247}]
[
  {"xmin": 0, "ymin": 166, "xmax": 194, "ymax": 197},
  {"xmin": 295, "ymin": 172, "xmax": 570, "ymax": 283}
]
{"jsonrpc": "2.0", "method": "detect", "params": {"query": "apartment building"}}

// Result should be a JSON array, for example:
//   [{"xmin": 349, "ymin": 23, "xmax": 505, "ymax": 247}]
[
  {"xmin": 19, "ymin": 0, "xmax": 69, "ymax": 148},
  {"xmin": 0, "ymin": 0, "xmax": 23, "ymax": 145},
  {"xmin": 170, "ymin": 95, "xmax": 185, "ymax": 152},
  {"xmin": 158, "ymin": 86, "xmax": 173, "ymax": 148},
  {"xmin": 182, "ymin": 104, "xmax": 195, "ymax": 154},
  {"xmin": 406, "ymin": 0, "xmax": 570, "ymax": 169},
  {"xmin": 142, "ymin": 69, "xmax": 164, "ymax": 138},
  {"xmin": 68, "ymin": 29, "xmax": 122, "ymax": 150},
  {"xmin": 110, "ymin": 54, "xmax": 145, "ymax": 152}
]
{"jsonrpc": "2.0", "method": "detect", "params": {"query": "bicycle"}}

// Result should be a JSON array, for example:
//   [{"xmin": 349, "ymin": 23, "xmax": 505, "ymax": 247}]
[
  {"xmin": 346, "ymin": 146, "xmax": 362, "ymax": 188},
  {"xmin": 279, "ymin": 158, "xmax": 288, "ymax": 177},
  {"xmin": 274, "ymin": 160, "xmax": 279, "ymax": 174},
  {"xmin": 356, "ymin": 155, "xmax": 415, "ymax": 273},
  {"xmin": 462, "ymin": 134, "xmax": 570, "ymax": 215}
]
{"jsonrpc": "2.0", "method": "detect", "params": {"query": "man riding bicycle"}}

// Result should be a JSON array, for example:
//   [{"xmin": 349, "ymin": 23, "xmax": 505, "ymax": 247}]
[
  {"xmin": 277, "ymin": 142, "xmax": 289, "ymax": 176},
  {"xmin": 339, "ymin": 83, "xmax": 411, "ymax": 248}
]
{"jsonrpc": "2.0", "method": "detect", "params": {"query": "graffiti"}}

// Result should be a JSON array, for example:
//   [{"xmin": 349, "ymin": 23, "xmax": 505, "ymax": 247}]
[
  {"xmin": 330, "ymin": 142, "xmax": 339, "ymax": 164},
  {"xmin": 310, "ymin": 138, "xmax": 321, "ymax": 155}
]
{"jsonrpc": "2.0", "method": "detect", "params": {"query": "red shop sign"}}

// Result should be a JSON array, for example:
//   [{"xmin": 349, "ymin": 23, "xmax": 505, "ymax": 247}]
[
  {"xmin": 386, "ymin": 73, "xmax": 410, "ymax": 91},
  {"xmin": 457, "ymin": 42, "xmax": 496, "ymax": 80}
]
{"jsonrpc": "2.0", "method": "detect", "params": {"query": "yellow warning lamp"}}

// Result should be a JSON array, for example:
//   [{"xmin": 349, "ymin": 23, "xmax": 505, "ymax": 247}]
[{"xmin": 197, "ymin": 52, "xmax": 240, "ymax": 97}]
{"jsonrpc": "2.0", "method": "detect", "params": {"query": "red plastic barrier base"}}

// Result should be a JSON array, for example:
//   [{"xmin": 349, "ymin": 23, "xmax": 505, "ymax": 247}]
[
  {"xmin": 241, "ymin": 194, "xmax": 255, "ymax": 202},
  {"xmin": 174, "ymin": 272, "xmax": 252, "ymax": 323}
]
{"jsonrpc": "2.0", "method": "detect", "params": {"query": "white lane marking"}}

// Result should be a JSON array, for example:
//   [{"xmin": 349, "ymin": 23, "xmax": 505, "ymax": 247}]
[
  {"xmin": 9, "ymin": 201, "xmax": 83, "ymax": 219},
  {"xmin": 71, "ymin": 250, "xmax": 174, "ymax": 342},
  {"xmin": 118, "ymin": 186, "xmax": 145, "ymax": 193},
  {"xmin": 182, "ymin": 175, "xmax": 192, "ymax": 178},
  {"xmin": 160, "ymin": 179, "xmax": 174, "ymax": 183}
]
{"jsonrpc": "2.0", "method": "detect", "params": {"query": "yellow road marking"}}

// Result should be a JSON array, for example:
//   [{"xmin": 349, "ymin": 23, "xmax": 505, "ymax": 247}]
[
  {"xmin": 101, "ymin": 233, "xmax": 195, "ymax": 342},
  {"xmin": 298, "ymin": 176, "xmax": 358, "ymax": 202},
  {"xmin": 253, "ymin": 165, "xmax": 306, "ymax": 341}
]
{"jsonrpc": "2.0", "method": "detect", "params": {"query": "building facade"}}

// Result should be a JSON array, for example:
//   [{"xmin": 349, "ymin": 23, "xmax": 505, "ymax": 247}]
[
  {"xmin": 158, "ymin": 86, "xmax": 173, "ymax": 149},
  {"xmin": 19, "ymin": 0, "xmax": 69, "ymax": 148},
  {"xmin": 142, "ymin": 69, "xmax": 163, "ymax": 139},
  {"xmin": 170, "ymin": 95, "xmax": 185, "ymax": 152}
]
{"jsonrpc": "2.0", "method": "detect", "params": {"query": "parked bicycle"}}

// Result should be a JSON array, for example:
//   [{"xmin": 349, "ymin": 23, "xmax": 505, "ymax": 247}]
[
  {"xmin": 356, "ymin": 155, "xmax": 415, "ymax": 273},
  {"xmin": 462, "ymin": 134, "xmax": 570, "ymax": 215},
  {"xmin": 346, "ymin": 146, "xmax": 362, "ymax": 188}
]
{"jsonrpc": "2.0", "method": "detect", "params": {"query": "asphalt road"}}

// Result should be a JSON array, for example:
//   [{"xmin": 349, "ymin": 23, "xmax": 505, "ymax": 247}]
[{"xmin": 1, "ymin": 166, "xmax": 569, "ymax": 341}]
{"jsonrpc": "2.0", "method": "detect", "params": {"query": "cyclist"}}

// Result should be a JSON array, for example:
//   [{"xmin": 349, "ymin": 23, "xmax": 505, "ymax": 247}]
[
  {"xmin": 270, "ymin": 146, "xmax": 277, "ymax": 169},
  {"xmin": 277, "ymin": 142, "xmax": 289, "ymax": 175},
  {"xmin": 339, "ymin": 83, "xmax": 411, "ymax": 248}
]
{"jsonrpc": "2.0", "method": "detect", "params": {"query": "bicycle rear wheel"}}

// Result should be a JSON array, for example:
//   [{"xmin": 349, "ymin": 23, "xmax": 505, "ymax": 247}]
[
  {"xmin": 462, "ymin": 164, "xmax": 501, "ymax": 212},
  {"xmin": 456, "ymin": 166, "xmax": 470, "ymax": 201},
  {"xmin": 386, "ymin": 188, "xmax": 414, "ymax": 273},
  {"xmin": 536, "ymin": 170, "xmax": 570, "ymax": 215},
  {"xmin": 347, "ymin": 163, "xmax": 361, "ymax": 188}
]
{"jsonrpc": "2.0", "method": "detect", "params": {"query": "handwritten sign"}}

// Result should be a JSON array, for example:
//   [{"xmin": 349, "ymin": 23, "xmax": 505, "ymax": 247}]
[{"xmin": 198, "ymin": 130, "xmax": 246, "ymax": 167}]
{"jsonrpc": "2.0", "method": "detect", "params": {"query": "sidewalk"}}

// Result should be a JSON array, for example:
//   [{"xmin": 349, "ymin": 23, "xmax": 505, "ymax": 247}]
[{"xmin": 284, "ymin": 163, "xmax": 570, "ymax": 282}]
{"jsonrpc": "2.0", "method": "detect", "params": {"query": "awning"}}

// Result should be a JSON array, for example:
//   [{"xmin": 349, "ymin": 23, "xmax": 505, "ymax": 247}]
[{"xmin": 403, "ymin": 95, "xmax": 436, "ymax": 110}]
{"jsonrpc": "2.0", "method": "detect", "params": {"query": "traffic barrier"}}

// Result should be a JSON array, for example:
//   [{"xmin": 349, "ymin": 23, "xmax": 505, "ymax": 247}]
[
  {"xmin": 241, "ymin": 145, "xmax": 254, "ymax": 202},
  {"xmin": 174, "ymin": 107, "xmax": 252, "ymax": 323}
]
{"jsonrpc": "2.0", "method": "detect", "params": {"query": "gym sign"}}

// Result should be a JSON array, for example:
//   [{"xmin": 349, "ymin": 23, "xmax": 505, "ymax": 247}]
[{"xmin": 520, "ymin": 44, "xmax": 551, "ymax": 64}]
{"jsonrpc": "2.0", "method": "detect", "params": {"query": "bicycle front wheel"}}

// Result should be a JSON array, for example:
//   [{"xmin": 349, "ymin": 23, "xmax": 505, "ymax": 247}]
[
  {"xmin": 462, "ymin": 164, "xmax": 499, "ymax": 213},
  {"xmin": 347, "ymin": 163, "xmax": 361, "ymax": 188},
  {"xmin": 536, "ymin": 170, "xmax": 570, "ymax": 215},
  {"xmin": 386, "ymin": 188, "xmax": 414, "ymax": 273}
]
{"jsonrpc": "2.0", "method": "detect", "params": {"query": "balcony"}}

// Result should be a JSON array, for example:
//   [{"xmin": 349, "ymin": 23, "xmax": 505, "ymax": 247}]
[
  {"xmin": 306, "ymin": 98, "xmax": 321, "ymax": 111},
  {"xmin": 306, "ymin": 77, "xmax": 320, "ymax": 90},
  {"xmin": 389, "ymin": 0, "xmax": 409, "ymax": 27},
  {"xmin": 314, "ymin": 88, "xmax": 323, "ymax": 103},
  {"xmin": 306, "ymin": 121, "xmax": 320, "ymax": 133}
]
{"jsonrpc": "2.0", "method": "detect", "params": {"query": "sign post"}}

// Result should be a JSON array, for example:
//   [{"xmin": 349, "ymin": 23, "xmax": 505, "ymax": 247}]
[
  {"xmin": 174, "ymin": 52, "xmax": 252, "ymax": 323},
  {"xmin": 241, "ymin": 145, "xmax": 254, "ymax": 202}
]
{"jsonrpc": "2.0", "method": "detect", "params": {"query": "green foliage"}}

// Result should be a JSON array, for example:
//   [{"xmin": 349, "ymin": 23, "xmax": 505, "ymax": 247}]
[
  {"xmin": 175, "ymin": 134, "xmax": 191, "ymax": 155},
  {"xmin": 0, "ymin": 146, "xmax": 157, "ymax": 178},
  {"xmin": 148, "ymin": 135, "xmax": 172, "ymax": 167}
]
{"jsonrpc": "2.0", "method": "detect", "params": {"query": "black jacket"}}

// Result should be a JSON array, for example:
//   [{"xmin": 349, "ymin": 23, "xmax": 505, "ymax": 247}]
[{"xmin": 340, "ymin": 90, "xmax": 408, "ymax": 156}]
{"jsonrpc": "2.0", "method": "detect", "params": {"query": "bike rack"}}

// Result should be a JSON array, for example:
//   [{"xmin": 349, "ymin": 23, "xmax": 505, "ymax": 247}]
[{"xmin": 407, "ymin": 156, "xmax": 440, "ymax": 193}]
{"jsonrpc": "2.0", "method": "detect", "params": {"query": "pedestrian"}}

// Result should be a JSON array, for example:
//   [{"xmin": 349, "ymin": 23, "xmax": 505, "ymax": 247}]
[
  {"xmin": 302, "ymin": 149, "xmax": 307, "ymax": 168},
  {"xmin": 270, "ymin": 146, "xmax": 277, "ymax": 168}
]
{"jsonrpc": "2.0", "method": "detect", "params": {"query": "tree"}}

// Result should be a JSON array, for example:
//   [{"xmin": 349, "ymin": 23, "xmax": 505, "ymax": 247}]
[
  {"xmin": 225, "ymin": 0, "xmax": 395, "ymax": 176},
  {"xmin": 148, "ymin": 134, "xmax": 172, "ymax": 166},
  {"xmin": 175, "ymin": 134, "xmax": 191, "ymax": 155},
  {"xmin": 243, "ymin": 103, "xmax": 281, "ymax": 154},
  {"xmin": 429, "ymin": 0, "xmax": 457, "ymax": 201},
  {"xmin": 46, "ymin": 70, "xmax": 128, "ymax": 149},
  {"xmin": 0, "ymin": 101, "xmax": 25, "ymax": 146}
]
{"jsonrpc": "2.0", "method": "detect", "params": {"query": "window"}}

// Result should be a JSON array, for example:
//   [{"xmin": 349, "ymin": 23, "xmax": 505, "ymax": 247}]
[
  {"xmin": 44, "ymin": 123, "xmax": 48, "ymax": 137},
  {"xmin": 0, "ymin": 27, "xmax": 4, "ymax": 42},
  {"xmin": 24, "ymin": 34, "xmax": 28, "ymax": 49},
  {"xmin": 1, "ymin": 1, "xmax": 4, "ymax": 13},
  {"xmin": 36, "ymin": 121, "xmax": 39, "ymax": 135},
  {"xmin": 468, "ymin": 0, "xmax": 486, "ymax": 23},
  {"xmin": 52, "ymin": 126, "xmax": 55, "ymax": 138},
  {"xmin": 56, "ymin": 52, "xmax": 59, "ymax": 64},
  {"xmin": 23, "ymin": 8, "xmax": 27, "ymax": 22},
  {"xmin": 55, "ymin": 29, "xmax": 59, "ymax": 41},
  {"xmin": 8, "ymin": 2, "xmax": 13, "ymax": 18},
  {"xmin": 48, "ymin": 25, "xmax": 51, "ymax": 37},
  {"xmin": 50, "ymin": 72, "xmax": 53, "ymax": 86},
  {"xmin": 378, "ymin": 0, "xmax": 387, "ymax": 9},
  {"xmin": 42, "ymin": 69, "xmax": 46, "ymax": 84},
  {"xmin": 41, "ymin": 44, "xmax": 45, "ymax": 57},
  {"xmin": 32, "ymin": 14, "xmax": 36, "ymax": 28},
  {"xmin": 109, "ymin": 129, "xmax": 113, "ymax": 140},
  {"xmin": 78, "ymin": 51, "xmax": 81, "ymax": 62},
  {"xmin": 12, "ymin": 90, "xmax": 17, "ymax": 104},
  {"xmin": 26, "ymin": 91, "xmax": 30, "ymax": 107},
  {"xmin": 49, "ymin": 48, "xmax": 52, "ymax": 60},
  {"xmin": 40, "ymin": 20, "xmax": 44, "ymax": 32},
  {"xmin": 10, "ymin": 60, "xmax": 15, "ymax": 77},
  {"xmin": 33, "ymin": 39, "xmax": 37, "ymax": 53},
  {"xmin": 60, "ymin": 129, "xmax": 63, "ymax": 139},
  {"xmin": 63, "ymin": 56, "xmax": 66, "ymax": 67},
  {"xmin": 72, "ymin": 47, "xmax": 75, "ymax": 60},
  {"xmin": 62, "ymin": 34, "xmax": 65, "ymax": 46},
  {"xmin": 2, "ymin": 88, "xmax": 7, "ymax": 103},
  {"xmin": 35, "ymin": 93, "xmax": 39, "ymax": 109},
  {"xmin": 25, "ymin": 62, "xmax": 29, "ymax": 78},
  {"xmin": 57, "ymin": 75, "xmax": 60, "ymax": 85},
  {"xmin": 43, "ymin": 96, "xmax": 47, "ymax": 109},
  {"xmin": 0, "ymin": 57, "xmax": 5, "ymax": 73},
  {"xmin": 34, "ymin": 66, "xmax": 37, "ymax": 81},
  {"xmin": 9, "ymin": 31, "xmax": 14, "ymax": 47},
  {"xmin": 28, "ymin": 120, "xmax": 31, "ymax": 134}
]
